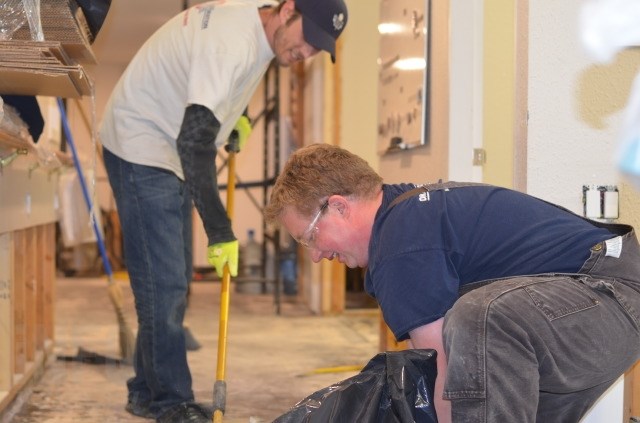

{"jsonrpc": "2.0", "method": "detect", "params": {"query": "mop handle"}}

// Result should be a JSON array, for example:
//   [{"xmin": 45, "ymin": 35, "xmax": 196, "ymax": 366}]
[{"xmin": 56, "ymin": 98, "xmax": 114, "ymax": 278}]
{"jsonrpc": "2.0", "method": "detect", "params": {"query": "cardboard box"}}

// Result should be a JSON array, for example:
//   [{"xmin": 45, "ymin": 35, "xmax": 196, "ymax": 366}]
[{"xmin": 0, "ymin": 41, "xmax": 92, "ymax": 98}]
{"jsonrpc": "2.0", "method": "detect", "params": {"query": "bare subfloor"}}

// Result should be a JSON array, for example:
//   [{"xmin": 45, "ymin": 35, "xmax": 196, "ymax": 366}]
[{"xmin": 5, "ymin": 276, "xmax": 379, "ymax": 423}]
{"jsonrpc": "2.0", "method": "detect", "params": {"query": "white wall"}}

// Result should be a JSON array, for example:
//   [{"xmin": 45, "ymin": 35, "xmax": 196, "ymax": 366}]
[
  {"xmin": 449, "ymin": 0, "xmax": 483, "ymax": 182},
  {"xmin": 528, "ymin": 0, "xmax": 640, "ymax": 219}
]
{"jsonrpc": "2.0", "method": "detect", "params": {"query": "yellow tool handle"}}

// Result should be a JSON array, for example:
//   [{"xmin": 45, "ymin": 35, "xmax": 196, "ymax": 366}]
[{"xmin": 213, "ymin": 142, "xmax": 237, "ymax": 423}]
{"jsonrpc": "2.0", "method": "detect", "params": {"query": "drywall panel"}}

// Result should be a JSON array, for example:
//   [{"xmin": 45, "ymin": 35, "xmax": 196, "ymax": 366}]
[{"xmin": 0, "ymin": 166, "xmax": 58, "ymax": 234}]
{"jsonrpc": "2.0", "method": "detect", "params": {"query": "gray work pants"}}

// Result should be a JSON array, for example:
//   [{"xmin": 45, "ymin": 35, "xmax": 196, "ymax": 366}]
[{"xmin": 442, "ymin": 228, "xmax": 640, "ymax": 422}]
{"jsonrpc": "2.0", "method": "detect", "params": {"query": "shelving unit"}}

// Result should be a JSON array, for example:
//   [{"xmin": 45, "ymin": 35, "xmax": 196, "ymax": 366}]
[
  {"xmin": 0, "ymin": 107, "xmax": 62, "ymax": 415},
  {"xmin": 0, "ymin": 0, "xmax": 95, "ymax": 417}
]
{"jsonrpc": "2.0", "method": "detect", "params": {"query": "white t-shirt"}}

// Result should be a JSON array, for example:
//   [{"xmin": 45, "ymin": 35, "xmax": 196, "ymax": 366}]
[{"xmin": 99, "ymin": 0, "xmax": 275, "ymax": 179}]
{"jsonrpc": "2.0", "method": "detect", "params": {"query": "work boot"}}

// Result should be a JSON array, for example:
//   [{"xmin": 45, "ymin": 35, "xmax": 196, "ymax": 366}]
[
  {"xmin": 125, "ymin": 400, "xmax": 154, "ymax": 419},
  {"xmin": 156, "ymin": 403, "xmax": 212, "ymax": 423}
]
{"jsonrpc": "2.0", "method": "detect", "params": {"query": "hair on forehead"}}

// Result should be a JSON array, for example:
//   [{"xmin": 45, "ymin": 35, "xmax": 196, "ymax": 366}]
[{"xmin": 264, "ymin": 144, "xmax": 382, "ymax": 225}]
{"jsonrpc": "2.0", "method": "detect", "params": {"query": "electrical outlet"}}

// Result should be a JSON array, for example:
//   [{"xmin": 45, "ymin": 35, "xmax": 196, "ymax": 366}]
[
  {"xmin": 582, "ymin": 185, "xmax": 618, "ymax": 220},
  {"xmin": 473, "ymin": 148, "xmax": 486, "ymax": 166}
]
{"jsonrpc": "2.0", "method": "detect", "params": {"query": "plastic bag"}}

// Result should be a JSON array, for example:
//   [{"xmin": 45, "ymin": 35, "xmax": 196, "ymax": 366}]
[
  {"xmin": 0, "ymin": 102, "xmax": 31, "ymax": 143},
  {"xmin": 580, "ymin": 0, "xmax": 640, "ymax": 189},
  {"xmin": 617, "ymin": 72, "xmax": 640, "ymax": 189},
  {"xmin": 21, "ymin": 0, "xmax": 43, "ymax": 41},
  {"xmin": 58, "ymin": 168, "xmax": 101, "ymax": 247},
  {"xmin": 274, "ymin": 349, "xmax": 439, "ymax": 423},
  {"xmin": 0, "ymin": 0, "xmax": 26, "ymax": 41},
  {"xmin": 580, "ymin": 0, "xmax": 640, "ymax": 63}
]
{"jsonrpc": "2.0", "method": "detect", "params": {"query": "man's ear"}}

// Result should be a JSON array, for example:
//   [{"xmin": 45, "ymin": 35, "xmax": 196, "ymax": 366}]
[
  {"xmin": 279, "ymin": 0, "xmax": 296, "ymax": 23},
  {"xmin": 328, "ymin": 195, "xmax": 349, "ymax": 218}
]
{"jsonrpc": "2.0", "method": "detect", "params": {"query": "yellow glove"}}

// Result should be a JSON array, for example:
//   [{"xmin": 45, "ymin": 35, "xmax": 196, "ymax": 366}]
[
  {"xmin": 207, "ymin": 240, "xmax": 239, "ymax": 278},
  {"xmin": 233, "ymin": 115, "xmax": 252, "ymax": 151}
]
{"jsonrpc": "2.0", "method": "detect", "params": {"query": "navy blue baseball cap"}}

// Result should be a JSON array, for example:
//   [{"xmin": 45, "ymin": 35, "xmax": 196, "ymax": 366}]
[{"xmin": 295, "ymin": 0, "xmax": 348, "ymax": 63}]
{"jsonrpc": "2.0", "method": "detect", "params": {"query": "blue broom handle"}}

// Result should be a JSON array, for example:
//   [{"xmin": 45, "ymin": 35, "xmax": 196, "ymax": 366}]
[{"xmin": 57, "ymin": 98, "xmax": 114, "ymax": 278}]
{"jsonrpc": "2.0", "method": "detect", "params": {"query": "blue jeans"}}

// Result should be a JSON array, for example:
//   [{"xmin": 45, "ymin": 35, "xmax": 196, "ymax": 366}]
[
  {"xmin": 103, "ymin": 148, "xmax": 194, "ymax": 416},
  {"xmin": 442, "ymin": 225, "xmax": 640, "ymax": 422}
]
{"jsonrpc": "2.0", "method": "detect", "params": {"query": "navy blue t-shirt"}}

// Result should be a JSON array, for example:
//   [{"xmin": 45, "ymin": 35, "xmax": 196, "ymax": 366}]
[{"xmin": 365, "ymin": 183, "xmax": 614, "ymax": 341}]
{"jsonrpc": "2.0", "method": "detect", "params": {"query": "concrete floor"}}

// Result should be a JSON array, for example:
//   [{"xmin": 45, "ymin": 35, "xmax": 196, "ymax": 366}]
[{"xmin": 4, "ymin": 276, "xmax": 379, "ymax": 422}]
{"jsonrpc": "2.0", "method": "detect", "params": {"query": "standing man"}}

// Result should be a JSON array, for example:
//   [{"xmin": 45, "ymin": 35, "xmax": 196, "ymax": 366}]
[
  {"xmin": 264, "ymin": 143, "xmax": 640, "ymax": 422},
  {"xmin": 99, "ymin": 1, "xmax": 348, "ymax": 421}
]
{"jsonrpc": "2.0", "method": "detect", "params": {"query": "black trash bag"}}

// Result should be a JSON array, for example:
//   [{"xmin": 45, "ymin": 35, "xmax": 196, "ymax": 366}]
[{"xmin": 274, "ymin": 349, "xmax": 439, "ymax": 423}]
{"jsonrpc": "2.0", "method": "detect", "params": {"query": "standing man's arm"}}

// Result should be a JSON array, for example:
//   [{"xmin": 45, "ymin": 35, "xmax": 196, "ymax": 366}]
[
  {"xmin": 177, "ymin": 104, "xmax": 237, "ymax": 276},
  {"xmin": 409, "ymin": 318, "xmax": 452, "ymax": 423}
]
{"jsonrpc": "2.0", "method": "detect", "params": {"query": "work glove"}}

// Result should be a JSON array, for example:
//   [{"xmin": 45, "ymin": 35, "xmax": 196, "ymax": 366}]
[
  {"xmin": 207, "ymin": 240, "xmax": 239, "ymax": 278},
  {"xmin": 233, "ymin": 115, "xmax": 252, "ymax": 152}
]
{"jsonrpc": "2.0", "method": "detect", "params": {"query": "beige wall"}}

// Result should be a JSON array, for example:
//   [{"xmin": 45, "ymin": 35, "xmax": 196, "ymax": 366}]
[
  {"xmin": 341, "ymin": 0, "xmax": 380, "ymax": 169},
  {"xmin": 482, "ymin": 0, "xmax": 517, "ymax": 188}
]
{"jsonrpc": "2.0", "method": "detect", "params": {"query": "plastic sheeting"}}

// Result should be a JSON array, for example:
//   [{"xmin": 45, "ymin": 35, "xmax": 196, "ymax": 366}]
[
  {"xmin": 22, "ymin": 0, "xmax": 43, "ymax": 41},
  {"xmin": 0, "ymin": 0, "xmax": 26, "ymax": 41},
  {"xmin": 274, "ymin": 349, "xmax": 439, "ymax": 423},
  {"xmin": 617, "ymin": 72, "xmax": 640, "ymax": 190},
  {"xmin": 580, "ymin": 0, "xmax": 640, "ymax": 189},
  {"xmin": 58, "ymin": 167, "xmax": 101, "ymax": 247},
  {"xmin": 580, "ymin": 0, "xmax": 640, "ymax": 63}
]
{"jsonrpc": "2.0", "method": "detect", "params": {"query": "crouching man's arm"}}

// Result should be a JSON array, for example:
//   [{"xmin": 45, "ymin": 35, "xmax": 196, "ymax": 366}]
[{"xmin": 409, "ymin": 317, "xmax": 451, "ymax": 423}]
